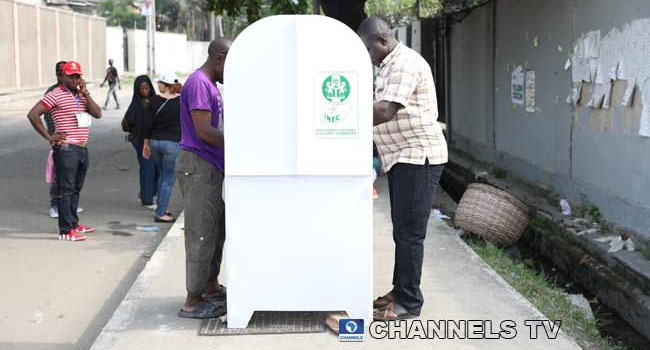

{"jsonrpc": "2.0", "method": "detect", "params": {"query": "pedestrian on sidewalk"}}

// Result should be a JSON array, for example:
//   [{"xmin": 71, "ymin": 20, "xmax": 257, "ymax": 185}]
[
  {"xmin": 27, "ymin": 61, "xmax": 102, "ymax": 241},
  {"xmin": 100, "ymin": 59, "xmax": 121, "ymax": 110},
  {"xmin": 122, "ymin": 75, "xmax": 159, "ymax": 209},
  {"xmin": 44, "ymin": 61, "xmax": 85, "ymax": 219},
  {"xmin": 176, "ymin": 38, "xmax": 231, "ymax": 319},
  {"xmin": 142, "ymin": 73, "xmax": 182, "ymax": 223},
  {"xmin": 358, "ymin": 17, "xmax": 448, "ymax": 320}
]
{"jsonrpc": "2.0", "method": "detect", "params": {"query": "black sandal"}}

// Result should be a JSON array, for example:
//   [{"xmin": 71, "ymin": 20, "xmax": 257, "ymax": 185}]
[
  {"xmin": 178, "ymin": 301, "xmax": 226, "ymax": 319},
  {"xmin": 154, "ymin": 216, "xmax": 175, "ymax": 223}
]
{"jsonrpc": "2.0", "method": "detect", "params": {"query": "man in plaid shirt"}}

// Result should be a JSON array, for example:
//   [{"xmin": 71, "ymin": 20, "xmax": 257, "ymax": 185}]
[{"xmin": 358, "ymin": 16, "xmax": 448, "ymax": 320}]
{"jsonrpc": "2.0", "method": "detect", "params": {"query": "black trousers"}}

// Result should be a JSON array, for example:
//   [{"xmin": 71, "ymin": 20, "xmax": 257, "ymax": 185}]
[
  {"xmin": 52, "ymin": 144, "xmax": 89, "ymax": 234},
  {"xmin": 387, "ymin": 160, "xmax": 444, "ymax": 314}
]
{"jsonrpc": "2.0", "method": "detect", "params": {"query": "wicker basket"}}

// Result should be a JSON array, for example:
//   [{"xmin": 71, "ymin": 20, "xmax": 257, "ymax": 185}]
[{"xmin": 455, "ymin": 183, "xmax": 529, "ymax": 247}]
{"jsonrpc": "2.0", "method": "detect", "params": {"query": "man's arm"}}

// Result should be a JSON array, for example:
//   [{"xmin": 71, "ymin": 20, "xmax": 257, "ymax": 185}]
[
  {"xmin": 191, "ymin": 110, "xmax": 224, "ymax": 148},
  {"xmin": 80, "ymin": 79, "xmax": 102, "ymax": 119},
  {"xmin": 100, "ymin": 71, "xmax": 108, "ymax": 87},
  {"xmin": 27, "ymin": 102, "xmax": 66, "ymax": 144},
  {"xmin": 373, "ymin": 100, "xmax": 403, "ymax": 126}
]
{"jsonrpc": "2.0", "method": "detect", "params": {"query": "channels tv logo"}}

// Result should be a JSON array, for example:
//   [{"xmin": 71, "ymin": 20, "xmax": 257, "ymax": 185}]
[{"xmin": 339, "ymin": 319, "xmax": 364, "ymax": 342}]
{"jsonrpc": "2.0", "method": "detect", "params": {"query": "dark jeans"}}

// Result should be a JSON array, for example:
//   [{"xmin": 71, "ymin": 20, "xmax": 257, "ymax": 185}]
[
  {"xmin": 131, "ymin": 138, "xmax": 159, "ymax": 205},
  {"xmin": 387, "ymin": 160, "xmax": 444, "ymax": 315},
  {"xmin": 150, "ymin": 140, "xmax": 180, "ymax": 217},
  {"xmin": 176, "ymin": 149, "xmax": 225, "ymax": 297},
  {"xmin": 52, "ymin": 144, "xmax": 89, "ymax": 234}
]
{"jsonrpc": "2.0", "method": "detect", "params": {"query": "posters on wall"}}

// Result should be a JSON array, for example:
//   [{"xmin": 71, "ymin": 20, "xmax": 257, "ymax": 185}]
[
  {"xmin": 525, "ymin": 70, "xmax": 536, "ymax": 113},
  {"xmin": 511, "ymin": 66, "xmax": 525, "ymax": 105}
]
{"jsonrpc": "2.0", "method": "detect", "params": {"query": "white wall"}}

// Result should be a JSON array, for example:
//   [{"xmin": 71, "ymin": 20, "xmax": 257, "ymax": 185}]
[
  {"xmin": 124, "ymin": 28, "xmax": 209, "ymax": 75},
  {"xmin": 105, "ymin": 26, "xmax": 124, "ymax": 75}
]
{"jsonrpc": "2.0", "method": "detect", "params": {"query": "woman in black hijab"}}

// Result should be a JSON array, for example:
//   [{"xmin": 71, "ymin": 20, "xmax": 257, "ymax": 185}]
[{"xmin": 122, "ymin": 75, "xmax": 159, "ymax": 209}]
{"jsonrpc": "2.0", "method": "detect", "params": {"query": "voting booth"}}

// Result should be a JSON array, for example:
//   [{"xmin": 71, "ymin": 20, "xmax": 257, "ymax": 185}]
[{"xmin": 223, "ymin": 15, "xmax": 373, "ymax": 328}]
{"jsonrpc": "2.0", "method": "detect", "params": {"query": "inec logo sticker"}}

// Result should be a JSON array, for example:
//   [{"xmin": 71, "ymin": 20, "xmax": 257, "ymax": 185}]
[
  {"xmin": 322, "ymin": 74, "xmax": 350, "ymax": 104},
  {"xmin": 315, "ymin": 72, "xmax": 358, "ymax": 138}
]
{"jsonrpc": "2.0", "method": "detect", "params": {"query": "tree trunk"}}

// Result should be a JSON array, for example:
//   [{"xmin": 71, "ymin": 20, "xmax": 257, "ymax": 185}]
[{"xmin": 320, "ymin": 0, "xmax": 367, "ymax": 31}]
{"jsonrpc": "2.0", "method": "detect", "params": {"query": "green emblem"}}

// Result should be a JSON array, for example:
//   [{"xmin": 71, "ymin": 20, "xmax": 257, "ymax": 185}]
[{"xmin": 322, "ymin": 74, "xmax": 350, "ymax": 103}]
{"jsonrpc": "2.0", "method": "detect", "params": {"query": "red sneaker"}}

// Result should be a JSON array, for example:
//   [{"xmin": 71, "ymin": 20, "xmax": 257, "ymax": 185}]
[
  {"xmin": 59, "ymin": 230, "xmax": 87, "ymax": 241},
  {"xmin": 76, "ymin": 224, "xmax": 95, "ymax": 234}
]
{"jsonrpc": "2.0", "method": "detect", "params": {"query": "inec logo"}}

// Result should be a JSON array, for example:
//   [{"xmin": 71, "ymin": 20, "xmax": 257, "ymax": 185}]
[
  {"xmin": 322, "ymin": 74, "xmax": 350, "ymax": 104},
  {"xmin": 339, "ymin": 319, "xmax": 364, "ymax": 342}
]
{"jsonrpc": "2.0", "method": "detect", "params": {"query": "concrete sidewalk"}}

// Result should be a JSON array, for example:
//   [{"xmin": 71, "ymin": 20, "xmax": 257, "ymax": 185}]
[{"xmin": 90, "ymin": 177, "xmax": 582, "ymax": 350}]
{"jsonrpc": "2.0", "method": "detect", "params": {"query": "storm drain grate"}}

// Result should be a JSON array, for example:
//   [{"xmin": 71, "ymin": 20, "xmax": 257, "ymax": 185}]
[{"xmin": 199, "ymin": 311, "xmax": 327, "ymax": 335}]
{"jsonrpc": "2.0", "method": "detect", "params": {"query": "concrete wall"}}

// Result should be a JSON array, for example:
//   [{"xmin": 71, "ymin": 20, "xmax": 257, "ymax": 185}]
[
  {"xmin": 0, "ymin": 0, "xmax": 106, "ymax": 93},
  {"xmin": 106, "ymin": 26, "xmax": 124, "ymax": 75},
  {"xmin": 125, "ymin": 28, "xmax": 209, "ymax": 76},
  {"xmin": 448, "ymin": 0, "xmax": 650, "ymax": 235}
]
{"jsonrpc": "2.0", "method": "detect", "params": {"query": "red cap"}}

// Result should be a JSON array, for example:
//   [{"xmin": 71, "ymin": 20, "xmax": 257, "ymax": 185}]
[{"xmin": 62, "ymin": 61, "xmax": 83, "ymax": 75}]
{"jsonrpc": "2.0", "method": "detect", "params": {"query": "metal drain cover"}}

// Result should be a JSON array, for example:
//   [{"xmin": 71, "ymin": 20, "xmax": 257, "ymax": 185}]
[{"xmin": 199, "ymin": 311, "xmax": 327, "ymax": 336}]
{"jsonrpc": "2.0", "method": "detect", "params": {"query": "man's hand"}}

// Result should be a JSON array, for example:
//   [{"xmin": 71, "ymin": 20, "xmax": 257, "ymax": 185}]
[
  {"xmin": 143, "ymin": 142, "xmax": 151, "ymax": 160},
  {"xmin": 79, "ymin": 79, "xmax": 89, "ymax": 97},
  {"xmin": 100, "ymin": 83, "xmax": 104, "ymax": 88},
  {"xmin": 48, "ymin": 131, "xmax": 66, "ymax": 145}
]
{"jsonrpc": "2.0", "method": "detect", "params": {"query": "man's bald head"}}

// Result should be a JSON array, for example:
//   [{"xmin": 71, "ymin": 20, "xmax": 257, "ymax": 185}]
[
  {"xmin": 357, "ymin": 16, "xmax": 392, "ymax": 39},
  {"xmin": 203, "ymin": 37, "xmax": 233, "ymax": 84},
  {"xmin": 357, "ymin": 16, "xmax": 397, "ymax": 67},
  {"xmin": 208, "ymin": 37, "xmax": 233, "ymax": 59}
]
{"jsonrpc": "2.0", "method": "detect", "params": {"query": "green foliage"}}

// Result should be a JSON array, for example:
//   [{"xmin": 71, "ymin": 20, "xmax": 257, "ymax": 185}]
[
  {"xmin": 365, "ymin": 0, "xmax": 441, "ymax": 27},
  {"xmin": 208, "ymin": 0, "xmax": 309, "ymax": 24},
  {"xmin": 99, "ymin": 0, "xmax": 145, "ymax": 29},
  {"xmin": 468, "ymin": 240, "xmax": 629, "ymax": 350}
]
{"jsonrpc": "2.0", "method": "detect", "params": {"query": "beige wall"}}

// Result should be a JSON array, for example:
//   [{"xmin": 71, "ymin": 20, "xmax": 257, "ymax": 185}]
[
  {"xmin": 0, "ymin": 0, "xmax": 106, "ymax": 93},
  {"xmin": 0, "ymin": 0, "xmax": 16, "ymax": 91},
  {"xmin": 40, "ymin": 8, "xmax": 59, "ymax": 87}
]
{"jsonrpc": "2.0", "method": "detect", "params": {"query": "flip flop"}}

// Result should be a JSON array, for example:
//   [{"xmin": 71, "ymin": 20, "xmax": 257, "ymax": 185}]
[
  {"xmin": 178, "ymin": 300, "xmax": 226, "ymax": 319},
  {"xmin": 154, "ymin": 216, "xmax": 176, "ymax": 223},
  {"xmin": 373, "ymin": 302, "xmax": 418, "ymax": 321},
  {"xmin": 203, "ymin": 285, "xmax": 227, "ymax": 302},
  {"xmin": 373, "ymin": 291, "xmax": 395, "ymax": 309}
]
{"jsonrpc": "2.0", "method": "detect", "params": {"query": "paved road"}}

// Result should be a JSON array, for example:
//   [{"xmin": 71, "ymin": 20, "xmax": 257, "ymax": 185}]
[{"xmin": 0, "ymin": 84, "xmax": 182, "ymax": 350}]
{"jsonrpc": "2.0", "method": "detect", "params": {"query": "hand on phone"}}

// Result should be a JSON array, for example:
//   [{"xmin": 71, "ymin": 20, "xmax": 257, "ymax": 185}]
[{"xmin": 79, "ymin": 79, "xmax": 89, "ymax": 96}]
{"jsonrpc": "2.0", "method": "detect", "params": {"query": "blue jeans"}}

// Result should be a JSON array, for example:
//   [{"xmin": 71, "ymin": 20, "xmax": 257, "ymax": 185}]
[
  {"xmin": 131, "ymin": 138, "xmax": 159, "ymax": 205},
  {"xmin": 150, "ymin": 140, "xmax": 180, "ymax": 217},
  {"xmin": 52, "ymin": 144, "xmax": 88, "ymax": 234}
]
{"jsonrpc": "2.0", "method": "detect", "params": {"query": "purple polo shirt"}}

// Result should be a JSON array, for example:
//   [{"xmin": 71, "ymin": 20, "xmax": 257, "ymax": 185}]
[{"xmin": 179, "ymin": 69, "xmax": 224, "ymax": 172}]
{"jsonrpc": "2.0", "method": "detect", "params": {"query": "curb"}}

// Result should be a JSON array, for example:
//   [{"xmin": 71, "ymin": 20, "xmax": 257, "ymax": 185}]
[{"xmin": 89, "ymin": 213, "xmax": 185, "ymax": 350}]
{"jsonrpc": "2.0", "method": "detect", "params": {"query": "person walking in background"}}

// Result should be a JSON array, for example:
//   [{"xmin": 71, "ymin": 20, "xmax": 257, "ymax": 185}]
[
  {"xmin": 122, "ymin": 75, "xmax": 159, "ymax": 210},
  {"xmin": 27, "ymin": 61, "xmax": 102, "ymax": 241},
  {"xmin": 358, "ymin": 17, "xmax": 448, "ymax": 320},
  {"xmin": 142, "ymin": 73, "xmax": 182, "ymax": 223},
  {"xmin": 100, "ymin": 59, "xmax": 120, "ymax": 110},
  {"xmin": 176, "ymin": 38, "xmax": 231, "ymax": 319}
]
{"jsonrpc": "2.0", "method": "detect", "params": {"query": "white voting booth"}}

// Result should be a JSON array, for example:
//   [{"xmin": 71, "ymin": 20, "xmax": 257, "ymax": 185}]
[{"xmin": 223, "ymin": 15, "xmax": 373, "ymax": 328}]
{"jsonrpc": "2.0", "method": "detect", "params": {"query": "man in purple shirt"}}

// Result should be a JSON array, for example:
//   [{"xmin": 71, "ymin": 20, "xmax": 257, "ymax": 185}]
[{"xmin": 176, "ymin": 38, "xmax": 231, "ymax": 319}]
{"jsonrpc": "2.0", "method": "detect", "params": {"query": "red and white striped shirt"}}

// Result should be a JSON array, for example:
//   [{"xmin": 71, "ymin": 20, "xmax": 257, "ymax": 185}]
[{"xmin": 40, "ymin": 85, "xmax": 90, "ymax": 145}]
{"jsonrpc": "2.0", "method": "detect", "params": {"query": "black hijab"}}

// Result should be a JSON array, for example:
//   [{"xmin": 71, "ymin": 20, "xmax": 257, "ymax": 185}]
[{"xmin": 123, "ymin": 75, "xmax": 156, "ymax": 137}]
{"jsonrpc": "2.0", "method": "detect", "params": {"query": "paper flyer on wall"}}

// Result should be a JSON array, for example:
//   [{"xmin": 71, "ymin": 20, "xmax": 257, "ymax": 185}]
[
  {"xmin": 511, "ymin": 66, "xmax": 525, "ymax": 105},
  {"xmin": 525, "ymin": 70, "xmax": 536, "ymax": 113}
]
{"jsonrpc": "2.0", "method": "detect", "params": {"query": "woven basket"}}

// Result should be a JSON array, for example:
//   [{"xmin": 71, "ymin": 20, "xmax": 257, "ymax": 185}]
[{"xmin": 455, "ymin": 183, "xmax": 529, "ymax": 247}]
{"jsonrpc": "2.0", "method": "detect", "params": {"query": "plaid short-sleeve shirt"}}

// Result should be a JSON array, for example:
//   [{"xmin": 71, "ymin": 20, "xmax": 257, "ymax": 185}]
[{"xmin": 373, "ymin": 43, "xmax": 448, "ymax": 172}]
